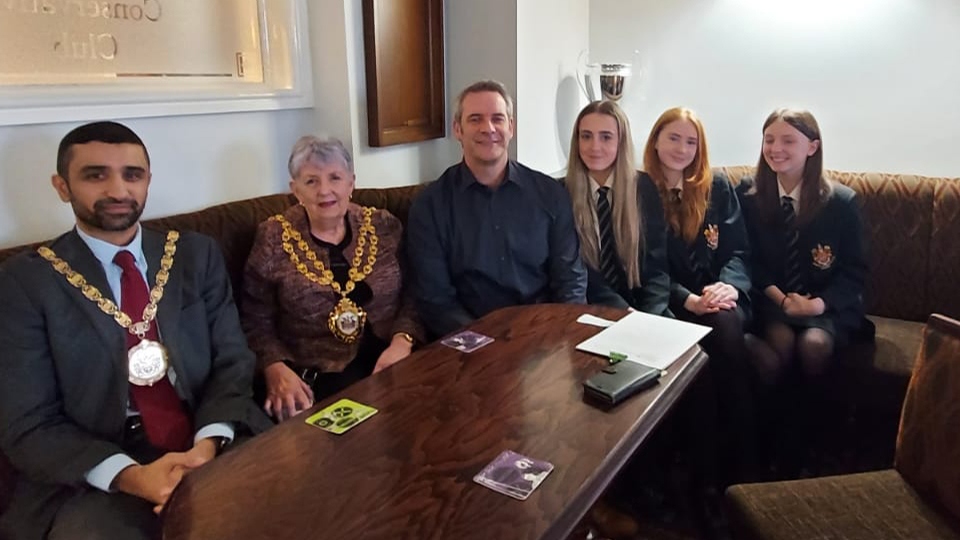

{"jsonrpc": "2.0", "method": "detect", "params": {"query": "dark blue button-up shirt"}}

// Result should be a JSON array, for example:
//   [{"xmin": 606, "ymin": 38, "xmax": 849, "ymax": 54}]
[{"xmin": 407, "ymin": 161, "xmax": 587, "ymax": 337}]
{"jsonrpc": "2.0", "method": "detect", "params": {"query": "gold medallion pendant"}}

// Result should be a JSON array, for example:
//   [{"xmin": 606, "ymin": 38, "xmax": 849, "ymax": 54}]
[
  {"xmin": 328, "ymin": 297, "xmax": 367, "ymax": 343},
  {"xmin": 127, "ymin": 339, "xmax": 170, "ymax": 386},
  {"xmin": 274, "ymin": 207, "xmax": 380, "ymax": 344},
  {"xmin": 38, "ymin": 231, "xmax": 180, "ymax": 386}
]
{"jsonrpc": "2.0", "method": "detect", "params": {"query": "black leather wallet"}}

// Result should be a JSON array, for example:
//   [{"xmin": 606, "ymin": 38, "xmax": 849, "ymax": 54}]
[{"xmin": 582, "ymin": 361, "xmax": 661, "ymax": 407}]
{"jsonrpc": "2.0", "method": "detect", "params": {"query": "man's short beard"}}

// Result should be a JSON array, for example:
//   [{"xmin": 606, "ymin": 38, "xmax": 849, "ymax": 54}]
[{"xmin": 73, "ymin": 197, "xmax": 143, "ymax": 232}]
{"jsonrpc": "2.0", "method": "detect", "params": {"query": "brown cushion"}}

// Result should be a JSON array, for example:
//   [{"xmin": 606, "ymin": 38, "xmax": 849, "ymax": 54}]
[
  {"xmin": 351, "ymin": 184, "xmax": 424, "ymax": 227},
  {"xmin": 870, "ymin": 315, "xmax": 924, "ymax": 377},
  {"xmin": 145, "ymin": 193, "xmax": 295, "ymax": 307},
  {"xmin": 726, "ymin": 470, "xmax": 959, "ymax": 540},
  {"xmin": 896, "ymin": 314, "xmax": 960, "ymax": 523},
  {"xmin": 840, "ymin": 317, "xmax": 916, "ymax": 428},
  {"xmin": 928, "ymin": 179, "xmax": 960, "ymax": 321},
  {"xmin": 0, "ymin": 240, "xmax": 39, "ymax": 267},
  {"xmin": 834, "ymin": 172, "xmax": 938, "ymax": 322}
]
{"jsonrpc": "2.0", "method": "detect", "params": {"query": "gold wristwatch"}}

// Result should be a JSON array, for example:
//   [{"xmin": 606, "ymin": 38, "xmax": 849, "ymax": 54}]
[{"xmin": 395, "ymin": 332, "xmax": 415, "ymax": 345}]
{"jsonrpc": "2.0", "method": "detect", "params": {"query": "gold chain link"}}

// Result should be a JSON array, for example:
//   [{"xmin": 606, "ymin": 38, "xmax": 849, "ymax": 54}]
[
  {"xmin": 272, "ymin": 208, "xmax": 378, "ymax": 296},
  {"xmin": 37, "ymin": 231, "xmax": 179, "ymax": 337}
]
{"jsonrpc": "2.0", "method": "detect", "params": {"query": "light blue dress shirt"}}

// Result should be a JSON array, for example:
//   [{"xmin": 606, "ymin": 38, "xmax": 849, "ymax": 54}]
[{"xmin": 75, "ymin": 225, "xmax": 234, "ymax": 492}]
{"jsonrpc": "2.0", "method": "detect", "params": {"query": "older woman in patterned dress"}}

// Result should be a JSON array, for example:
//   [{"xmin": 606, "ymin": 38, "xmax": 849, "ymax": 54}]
[{"xmin": 242, "ymin": 136, "xmax": 423, "ymax": 421}]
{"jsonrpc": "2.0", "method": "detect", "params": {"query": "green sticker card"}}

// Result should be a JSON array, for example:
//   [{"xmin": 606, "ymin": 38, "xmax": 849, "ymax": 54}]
[{"xmin": 305, "ymin": 398, "xmax": 378, "ymax": 435}]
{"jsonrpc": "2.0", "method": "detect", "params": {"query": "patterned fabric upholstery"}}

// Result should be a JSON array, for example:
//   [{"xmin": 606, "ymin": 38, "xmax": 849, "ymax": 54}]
[
  {"xmin": 928, "ymin": 180, "xmax": 960, "ymax": 318},
  {"xmin": 896, "ymin": 314, "xmax": 960, "ymax": 524},
  {"xmin": 351, "ymin": 184, "xmax": 425, "ymax": 227},
  {"xmin": 835, "ymin": 172, "xmax": 935, "ymax": 321},
  {"xmin": 146, "ymin": 193, "xmax": 294, "ymax": 305},
  {"xmin": 726, "ymin": 470, "xmax": 958, "ymax": 540}
]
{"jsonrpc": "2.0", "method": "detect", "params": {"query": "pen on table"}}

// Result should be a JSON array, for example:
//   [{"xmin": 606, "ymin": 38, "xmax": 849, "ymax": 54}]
[
  {"xmin": 607, "ymin": 353, "xmax": 669, "ymax": 377},
  {"xmin": 608, "ymin": 351, "xmax": 627, "ymax": 364}
]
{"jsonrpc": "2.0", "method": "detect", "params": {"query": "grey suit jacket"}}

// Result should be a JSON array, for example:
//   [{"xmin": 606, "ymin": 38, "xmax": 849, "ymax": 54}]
[{"xmin": 0, "ymin": 227, "xmax": 271, "ymax": 539}]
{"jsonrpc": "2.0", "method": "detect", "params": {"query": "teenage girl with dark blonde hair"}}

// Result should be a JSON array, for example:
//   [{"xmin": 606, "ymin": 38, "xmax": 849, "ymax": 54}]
[{"xmin": 564, "ymin": 100, "xmax": 670, "ymax": 315}]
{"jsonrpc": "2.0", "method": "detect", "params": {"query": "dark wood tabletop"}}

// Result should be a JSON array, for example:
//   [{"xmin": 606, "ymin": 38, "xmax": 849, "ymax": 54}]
[{"xmin": 162, "ymin": 304, "xmax": 707, "ymax": 540}]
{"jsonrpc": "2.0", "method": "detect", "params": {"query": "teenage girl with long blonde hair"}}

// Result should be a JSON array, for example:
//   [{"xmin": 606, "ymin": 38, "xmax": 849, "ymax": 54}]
[{"xmin": 564, "ymin": 100, "xmax": 670, "ymax": 314}]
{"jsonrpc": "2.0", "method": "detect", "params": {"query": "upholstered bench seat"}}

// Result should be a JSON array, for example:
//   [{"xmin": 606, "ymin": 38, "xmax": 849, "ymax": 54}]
[
  {"xmin": 845, "ymin": 315, "xmax": 924, "ymax": 415},
  {"xmin": 727, "ymin": 314, "xmax": 960, "ymax": 540},
  {"xmin": 727, "ymin": 470, "xmax": 959, "ymax": 540},
  {"xmin": 868, "ymin": 316, "xmax": 925, "ymax": 376}
]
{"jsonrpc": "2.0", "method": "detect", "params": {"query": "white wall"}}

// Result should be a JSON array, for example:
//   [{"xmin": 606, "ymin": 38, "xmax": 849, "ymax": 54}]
[
  {"xmin": 589, "ymin": 0, "xmax": 960, "ymax": 177},
  {"xmin": 516, "ymin": 0, "xmax": 589, "ymax": 175},
  {"xmin": 445, "ymin": 0, "xmax": 519, "ymax": 160}
]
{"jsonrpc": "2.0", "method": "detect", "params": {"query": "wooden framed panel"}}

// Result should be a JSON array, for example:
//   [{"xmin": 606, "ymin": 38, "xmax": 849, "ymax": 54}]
[{"xmin": 362, "ymin": 0, "xmax": 445, "ymax": 147}]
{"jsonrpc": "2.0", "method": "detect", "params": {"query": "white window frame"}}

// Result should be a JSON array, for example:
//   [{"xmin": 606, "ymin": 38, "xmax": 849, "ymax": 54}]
[{"xmin": 0, "ymin": 0, "xmax": 313, "ymax": 126}]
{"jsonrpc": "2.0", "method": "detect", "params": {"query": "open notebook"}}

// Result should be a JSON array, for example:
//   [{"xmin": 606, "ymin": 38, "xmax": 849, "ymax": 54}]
[{"xmin": 576, "ymin": 311, "xmax": 712, "ymax": 370}]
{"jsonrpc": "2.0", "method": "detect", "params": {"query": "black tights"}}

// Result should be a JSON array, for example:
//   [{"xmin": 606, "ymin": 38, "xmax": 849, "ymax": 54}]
[
  {"xmin": 676, "ymin": 307, "xmax": 758, "ymax": 484},
  {"xmin": 746, "ymin": 323, "xmax": 838, "ymax": 475},
  {"xmin": 746, "ymin": 323, "xmax": 835, "ymax": 386}
]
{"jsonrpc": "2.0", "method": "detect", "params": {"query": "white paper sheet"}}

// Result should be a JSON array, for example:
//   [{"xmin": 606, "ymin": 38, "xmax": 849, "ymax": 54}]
[
  {"xmin": 575, "ymin": 311, "xmax": 712, "ymax": 370},
  {"xmin": 575, "ymin": 314, "xmax": 616, "ymax": 328}
]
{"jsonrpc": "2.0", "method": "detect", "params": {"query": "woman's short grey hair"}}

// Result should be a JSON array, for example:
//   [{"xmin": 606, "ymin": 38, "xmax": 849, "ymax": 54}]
[{"xmin": 287, "ymin": 136, "xmax": 354, "ymax": 179}]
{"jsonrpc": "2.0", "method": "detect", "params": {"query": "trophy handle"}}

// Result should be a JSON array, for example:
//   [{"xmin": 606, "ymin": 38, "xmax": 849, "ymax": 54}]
[{"xmin": 576, "ymin": 49, "xmax": 595, "ymax": 102}]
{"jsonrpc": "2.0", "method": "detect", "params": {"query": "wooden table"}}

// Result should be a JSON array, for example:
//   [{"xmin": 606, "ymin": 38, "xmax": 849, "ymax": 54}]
[{"xmin": 162, "ymin": 304, "xmax": 707, "ymax": 540}]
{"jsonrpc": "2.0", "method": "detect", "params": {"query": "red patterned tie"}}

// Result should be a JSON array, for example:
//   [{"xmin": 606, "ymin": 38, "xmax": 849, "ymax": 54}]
[{"xmin": 113, "ymin": 250, "xmax": 192, "ymax": 452}]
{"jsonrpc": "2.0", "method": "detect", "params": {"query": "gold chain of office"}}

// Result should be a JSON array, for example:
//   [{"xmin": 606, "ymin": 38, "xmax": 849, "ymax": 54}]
[
  {"xmin": 272, "ymin": 209, "xmax": 379, "ymax": 343},
  {"xmin": 36, "ymin": 231, "xmax": 179, "ymax": 338},
  {"xmin": 272, "ymin": 208, "xmax": 379, "ymax": 293}
]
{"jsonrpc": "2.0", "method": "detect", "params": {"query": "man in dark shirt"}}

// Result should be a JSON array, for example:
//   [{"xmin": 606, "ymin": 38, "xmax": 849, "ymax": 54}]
[{"xmin": 407, "ymin": 80, "xmax": 587, "ymax": 337}]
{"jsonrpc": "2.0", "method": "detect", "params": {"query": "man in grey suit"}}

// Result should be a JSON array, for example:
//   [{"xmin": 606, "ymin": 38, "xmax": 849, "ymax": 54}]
[{"xmin": 0, "ymin": 121, "xmax": 271, "ymax": 539}]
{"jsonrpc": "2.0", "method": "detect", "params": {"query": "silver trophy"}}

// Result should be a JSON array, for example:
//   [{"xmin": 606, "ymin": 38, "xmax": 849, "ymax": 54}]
[
  {"xmin": 577, "ymin": 51, "xmax": 634, "ymax": 102},
  {"xmin": 577, "ymin": 51, "xmax": 633, "ymax": 101}
]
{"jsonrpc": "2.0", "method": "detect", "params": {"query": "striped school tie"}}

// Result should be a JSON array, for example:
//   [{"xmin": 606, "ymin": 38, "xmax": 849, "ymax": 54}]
[
  {"xmin": 782, "ymin": 196, "xmax": 804, "ymax": 294},
  {"xmin": 596, "ymin": 187, "xmax": 622, "ymax": 290}
]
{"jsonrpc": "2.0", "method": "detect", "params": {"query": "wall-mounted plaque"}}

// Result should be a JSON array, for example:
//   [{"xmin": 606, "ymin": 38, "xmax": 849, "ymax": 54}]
[{"xmin": 0, "ymin": 0, "xmax": 312, "ymax": 126}]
